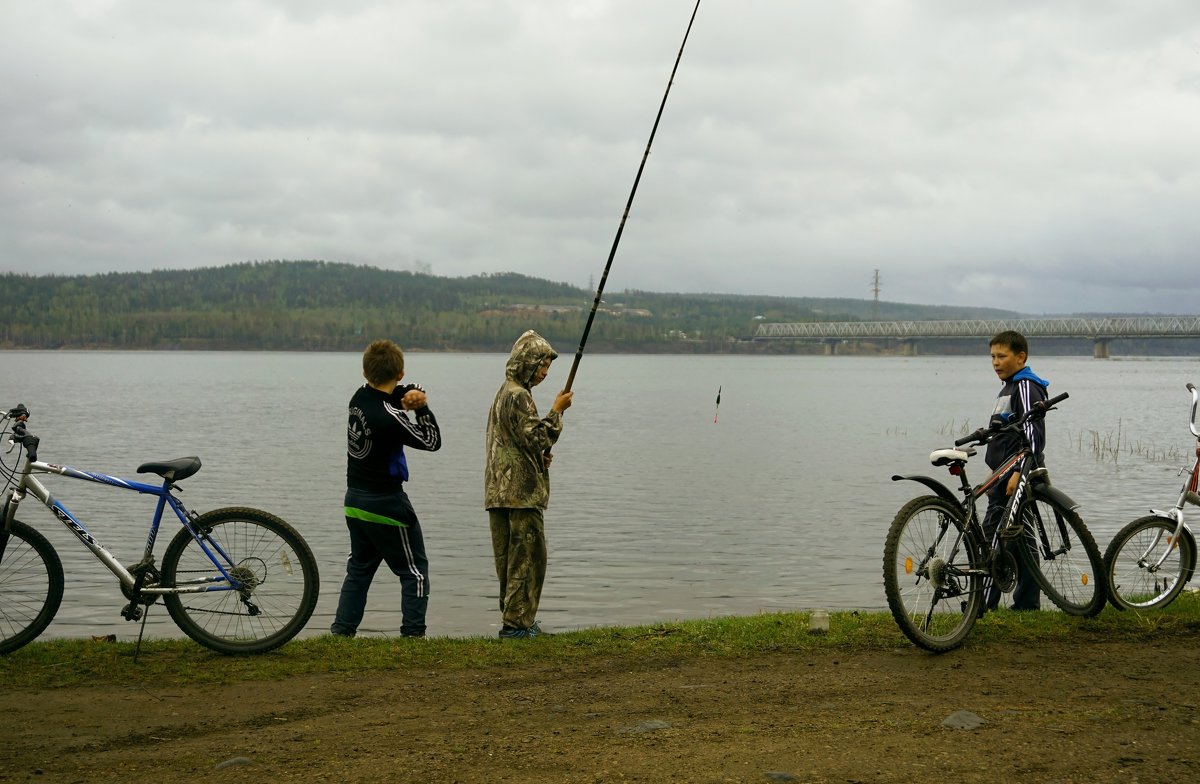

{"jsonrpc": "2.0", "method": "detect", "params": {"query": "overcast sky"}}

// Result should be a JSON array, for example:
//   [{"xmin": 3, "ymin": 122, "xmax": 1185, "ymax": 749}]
[{"xmin": 3, "ymin": 1, "xmax": 1199, "ymax": 315}]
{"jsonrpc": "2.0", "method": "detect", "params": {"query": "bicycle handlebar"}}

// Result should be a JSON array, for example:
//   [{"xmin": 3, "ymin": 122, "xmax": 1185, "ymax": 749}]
[
  {"xmin": 953, "ymin": 391, "xmax": 1070, "ymax": 447},
  {"xmin": 4, "ymin": 405, "xmax": 39, "ymax": 463},
  {"xmin": 953, "ymin": 430, "xmax": 985, "ymax": 448},
  {"xmin": 8, "ymin": 422, "xmax": 39, "ymax": 463},
  {"xmin": 1187, "ymin": 382, "xmax": 1199, "ymax": 439},
  {"xmin": 1042, "ymin": 391, "xmax": 1070, "ymax": 410}
]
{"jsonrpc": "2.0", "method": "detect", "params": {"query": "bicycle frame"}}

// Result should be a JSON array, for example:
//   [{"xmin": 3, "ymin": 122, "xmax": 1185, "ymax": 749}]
[
  {"xmin": 892, "ymin": 393, "xmax": 1079, "ymax": 596},
  {"xmin": 896, "ymin": 450, "xmax": 1039, "ymax": 558},
  {"xmin": 3, "ymin": 457, "xmax": 245, "ymax": 599}
]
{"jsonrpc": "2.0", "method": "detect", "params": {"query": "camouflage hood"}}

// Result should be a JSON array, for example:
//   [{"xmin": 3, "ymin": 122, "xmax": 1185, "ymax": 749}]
[{"xmin": 505, "ymin": 330, "xmax": 559, "ymax": 388}]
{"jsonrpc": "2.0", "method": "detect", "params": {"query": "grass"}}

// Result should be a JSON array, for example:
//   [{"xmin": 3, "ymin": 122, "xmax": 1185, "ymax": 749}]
[
  {"xmin": 1067, "ymin": 420, "xmax": 1184, "ymax": 464},
  {"xmin": 4, "ymin": 595, "xmax": 1200, "ymax": 690},
  {"xmin": 936, "ymin": 419, "xmax": 974, "ymax": 438}
]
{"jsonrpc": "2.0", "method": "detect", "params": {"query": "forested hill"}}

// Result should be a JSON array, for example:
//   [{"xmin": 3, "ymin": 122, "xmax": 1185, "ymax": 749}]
[{"xmin": 0, "ymin": 260, "xmax": 1018, "ymax": 352}]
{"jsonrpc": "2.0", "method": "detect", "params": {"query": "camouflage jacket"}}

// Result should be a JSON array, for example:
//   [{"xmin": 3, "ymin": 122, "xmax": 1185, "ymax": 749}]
[{"xmin": 484, "ymin": 331, "xmax": 563, "ymax": 510}]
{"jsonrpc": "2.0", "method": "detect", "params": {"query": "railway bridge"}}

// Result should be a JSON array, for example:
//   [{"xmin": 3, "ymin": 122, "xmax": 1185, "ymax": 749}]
[{"xmin": 751, "ymin": 316, "xmax": 1200, "ymax": 358}]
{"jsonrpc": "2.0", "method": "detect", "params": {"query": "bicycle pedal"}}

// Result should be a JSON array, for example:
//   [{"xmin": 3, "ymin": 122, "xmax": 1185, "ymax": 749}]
[
  {"xmin": 120, "ymin": 603, "xmax": 144, "ymax": 622},
  {"xmin": 999, "ymin": 523, "xmax": 1024, "ymax": 540}
]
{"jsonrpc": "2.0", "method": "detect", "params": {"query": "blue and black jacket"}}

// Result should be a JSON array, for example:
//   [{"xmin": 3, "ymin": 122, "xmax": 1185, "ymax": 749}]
[
  {"xmin": 985, "ymin": 366, "xmax": 1049, "ymax": 471},
  {"xmin": 346, "ymin": 383, "xmax": 441, "ymax": 499}
]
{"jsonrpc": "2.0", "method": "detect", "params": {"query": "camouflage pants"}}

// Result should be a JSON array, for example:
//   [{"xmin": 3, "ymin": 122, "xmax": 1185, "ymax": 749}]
[{"xmin": 488, "ymin": 508, "xmax": 547, "ymax": 630}]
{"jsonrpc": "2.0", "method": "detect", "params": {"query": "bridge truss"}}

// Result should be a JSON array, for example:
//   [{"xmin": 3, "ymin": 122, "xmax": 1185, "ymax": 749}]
[
  {"xmin": 752, "ymin": 316, "xmax": 1200, "ymax": 358},
  {"xmin": 753, "ymin": 316, "xmax": 1200, "ymax": 340}
]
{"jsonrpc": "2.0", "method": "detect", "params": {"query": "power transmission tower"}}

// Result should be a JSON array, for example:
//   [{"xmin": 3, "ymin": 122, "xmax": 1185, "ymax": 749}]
[{"xmin": 871, "ymin": 269, "xmax": 881, "ymax": 321}]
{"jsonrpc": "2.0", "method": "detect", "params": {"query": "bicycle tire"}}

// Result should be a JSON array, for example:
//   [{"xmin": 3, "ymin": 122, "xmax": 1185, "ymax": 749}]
[
  {"xmin": 1104, "ymin": 515, "xmax": 1196, "ymax": 611},
  {"xmin": 161, "ymin": 507, "xmax": 319, "ymax": 655},
  {"xmin": 1015, "ymin": 496, "xmax": 1106, "ymax": 617},
  {"xmin": 0, "ymin": 520, "xmax": 65, "ymax": 655},
  {"xmin": 883, "ymin": 495, "xmax": 984, "ymax": 652}
]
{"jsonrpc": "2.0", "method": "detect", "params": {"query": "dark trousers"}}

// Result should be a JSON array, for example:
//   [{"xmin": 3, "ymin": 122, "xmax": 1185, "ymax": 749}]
[
  {"xmin": 983, "ymin": 489, "xmax": 1041, "ymax": 611},
  {"xmin": 331, "ymin": 489, "xmax": 429, "ymax": 637}
]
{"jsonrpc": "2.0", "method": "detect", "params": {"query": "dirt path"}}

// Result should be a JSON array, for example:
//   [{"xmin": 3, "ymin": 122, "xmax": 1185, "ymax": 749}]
[{"xmin": 3, "ymin": 637, "xmax": 1198, "ymax": 783}]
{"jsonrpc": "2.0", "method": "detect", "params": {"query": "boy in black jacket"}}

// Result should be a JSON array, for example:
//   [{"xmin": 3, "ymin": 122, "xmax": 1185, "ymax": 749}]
[
  {"xmin": 983, "ymin": 330, "xmax": 1049, "ymax": 611},
  {"xmin": 331, "ymin": 339, "xmax": 442, "ymax": 638}
]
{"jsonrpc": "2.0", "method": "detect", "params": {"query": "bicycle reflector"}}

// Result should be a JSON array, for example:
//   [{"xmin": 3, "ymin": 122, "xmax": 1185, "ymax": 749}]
[{"xmin": 905, "ymin": 556, "xmax": 913, "ymax": 575}]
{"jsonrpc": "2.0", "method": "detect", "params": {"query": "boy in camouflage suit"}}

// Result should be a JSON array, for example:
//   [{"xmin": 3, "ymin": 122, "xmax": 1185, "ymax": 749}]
[{"xmin": 485, "ymin": 330, "xmax": 573, "ymax": 638}]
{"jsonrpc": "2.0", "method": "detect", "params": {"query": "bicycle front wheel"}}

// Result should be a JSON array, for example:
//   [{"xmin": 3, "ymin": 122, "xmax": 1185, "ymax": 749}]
[
  {"xmin": 883, "ymin": 495, "xmax": 984, "ymax": 652},
  {"xmin": 1104, "ymin": 515, "xmax": 1196, "ymax": 611},
  {"xmin": 1016, "ymin": 497, "xmax": 1106, "ymax": 617},
  {"xmin": 0, "ymin": 520, "xmax": 65, "ymax": 655},
  {"xmin": 162, "ymin": 507, "xmax": 319, "ymax": 655}
]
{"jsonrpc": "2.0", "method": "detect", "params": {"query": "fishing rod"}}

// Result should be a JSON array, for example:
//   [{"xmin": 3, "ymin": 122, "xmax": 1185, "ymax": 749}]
[{"xmin": 560, "ymin": 0, "xmax": 702, "ymax": 394}]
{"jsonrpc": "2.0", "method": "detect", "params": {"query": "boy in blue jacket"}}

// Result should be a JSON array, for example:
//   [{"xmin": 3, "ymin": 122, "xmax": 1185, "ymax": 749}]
[{"xmin": 983, "ymin": 330, "xmax": 1049, "ymax": 611}]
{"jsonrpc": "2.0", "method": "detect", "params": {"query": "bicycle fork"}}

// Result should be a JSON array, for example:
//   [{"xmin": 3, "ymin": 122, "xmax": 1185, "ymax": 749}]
[{"xmin": 0, "ymin": 498, "xmax": 11, "ymax": 561}]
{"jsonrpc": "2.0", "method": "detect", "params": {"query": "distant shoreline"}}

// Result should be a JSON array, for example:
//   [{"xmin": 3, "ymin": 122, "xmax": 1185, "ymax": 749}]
[{"xmin": 1, "ymin": 342, "xmax": 1193, "ymax": 358}]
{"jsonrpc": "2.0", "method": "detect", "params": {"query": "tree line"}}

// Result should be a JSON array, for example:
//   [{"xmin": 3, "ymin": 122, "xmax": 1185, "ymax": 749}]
[{"xmin": 0, "ymin": 260, "xmax": 1023, "ymax": 352}]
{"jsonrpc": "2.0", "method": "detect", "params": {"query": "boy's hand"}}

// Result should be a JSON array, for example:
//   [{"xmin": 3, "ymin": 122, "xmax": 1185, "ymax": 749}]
[
  {"xmin": 401, "ymin": 389, "xmax": 428, "ymax": 410},
  {"xmin": 552, "ymin": 390, "xmax": 573, "ymax": 414},
  {"xmin": 1005, "ymin": 472, "xmax": 1019, "ymax": 496}
]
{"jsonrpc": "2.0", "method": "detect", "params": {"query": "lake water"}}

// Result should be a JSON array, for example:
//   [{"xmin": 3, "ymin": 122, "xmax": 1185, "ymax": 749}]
[{"xmin": 2, "ymin": 350, "xmax": 1197, "ymax": 642}]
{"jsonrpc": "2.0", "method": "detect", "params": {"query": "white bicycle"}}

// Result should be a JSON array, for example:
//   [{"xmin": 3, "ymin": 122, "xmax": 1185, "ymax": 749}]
[{"xmin": 1103, "ymin": 383, "xmax": 1200, "ymax": 610}]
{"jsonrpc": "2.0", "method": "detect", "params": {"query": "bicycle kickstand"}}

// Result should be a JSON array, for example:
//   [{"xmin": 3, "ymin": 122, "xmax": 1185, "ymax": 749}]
[{"xmin": 132, "ymin": 605, "xmax": 152, "ymax": 665}]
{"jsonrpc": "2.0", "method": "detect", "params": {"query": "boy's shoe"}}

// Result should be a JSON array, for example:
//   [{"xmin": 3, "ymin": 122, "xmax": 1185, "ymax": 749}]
[
  {"xmin": 498, "ymin": 626, "xmax": 535, "ymax": 639},
  {"xmin": 529, "ymin": 620, "xmax": 554, "ymax": 637}
]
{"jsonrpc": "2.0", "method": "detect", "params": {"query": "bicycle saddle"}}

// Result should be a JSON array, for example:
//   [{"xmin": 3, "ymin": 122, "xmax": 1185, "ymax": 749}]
[
  {"xmin": 137, "ymin": 456, "xmax": 202, "ymax": 482},
  {"xmin": 930, "ymin": 447, "xmax": 975, "ymax": 466}
]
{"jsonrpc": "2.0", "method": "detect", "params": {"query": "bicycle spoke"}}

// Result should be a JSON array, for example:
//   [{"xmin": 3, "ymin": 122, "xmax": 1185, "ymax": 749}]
[
  {"xmin": 1104, "ymin": 516, "xmax": 1193, "ymax": 610},
  {"xmin": 1018, "ymin": 497, "xmax": 1105, "ymax": 616},
  {"xmin": 162, "ymin": 508, "xmax": 318, "ymax": 655},
  {"xmin": 884, "ymin": 496, "xmax": 982, "ymax": 651},
  {"xmin": 0, "ymin": 522, "xmax": 65, "ymax": 655}
]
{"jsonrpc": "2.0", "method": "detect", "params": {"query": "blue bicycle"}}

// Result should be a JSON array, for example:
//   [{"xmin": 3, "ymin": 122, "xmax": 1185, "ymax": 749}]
[{"xmin": 1, "ymin": 403, "xmax": 319, "ymax": 655}]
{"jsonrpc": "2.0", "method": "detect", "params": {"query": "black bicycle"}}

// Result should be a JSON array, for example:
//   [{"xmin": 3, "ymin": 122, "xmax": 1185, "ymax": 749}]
[{"xmin": 883, "ymin": 392, "xmax": 1107, "ymax": 652}]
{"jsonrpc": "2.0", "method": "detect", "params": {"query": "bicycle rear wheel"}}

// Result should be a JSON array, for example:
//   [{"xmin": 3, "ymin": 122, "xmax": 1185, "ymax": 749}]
[
  {"xmin": 883, "ymin": 495, "xmax": 984, "ymax": 652},
  {"xmin": 1016, "ymin": 496, "xmax": 1106, "ymax": 617},
  {"xmin": 1104, "ymin": 515, "xmax": 1196, "ymax": 611},
  {"xmin": 161, "ymin": 507, "xmax": 319, "ymax": 655},
  {"xmin": 0, "ymin": 520, "xmax": 65, "ymax": 655}
]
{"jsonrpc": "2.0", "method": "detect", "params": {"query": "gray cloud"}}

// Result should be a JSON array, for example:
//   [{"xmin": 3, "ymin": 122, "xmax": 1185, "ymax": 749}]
[{"xmin": 3, "ymin": 1, "xmax": 1199, "ymax": 314}]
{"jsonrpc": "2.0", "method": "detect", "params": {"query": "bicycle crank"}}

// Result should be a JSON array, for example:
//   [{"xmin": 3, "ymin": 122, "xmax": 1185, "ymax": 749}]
[
  {"xmin": 121, "ymin": 558, "xmax": 161, "ymax": 607},
  {"xmin": 993, "ymin": 550, "xmax": 1018, "ymax": 594}
]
